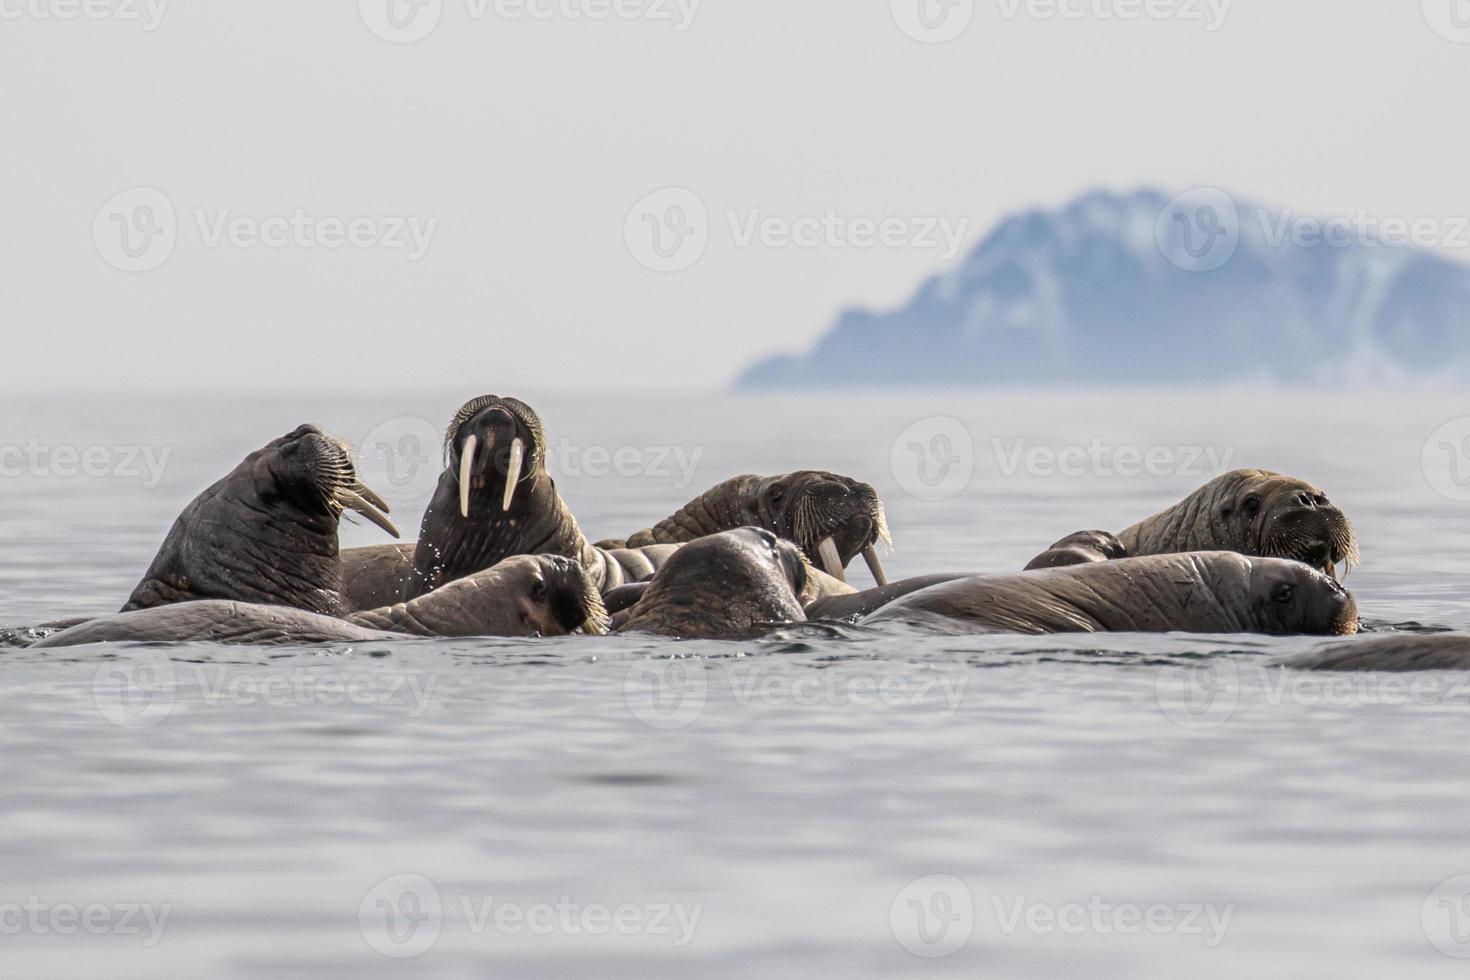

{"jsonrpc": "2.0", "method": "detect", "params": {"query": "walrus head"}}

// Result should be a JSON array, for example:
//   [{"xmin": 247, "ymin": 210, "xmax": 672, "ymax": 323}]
[
  {"xmin": 504, "ymin": 554, "xmax": 609, "ymax": 637},
  {"xmin": 398, "ymin": 554, "xmax": 607, "ymax": 637},
  {"xmin": 618, "ymin": 527, "xmax": 810, "ymax": 639},
  {"xmin": 757, "ymin": 471, "xmax": 892, "ymax": 586},
  {"xmin": 1120, "ymin": 469, "xmax": 1359, "ymax": 581},
  {"xmin": 1243, "ymin": 555, "xmax": 1359, "ymax": 636},
  {"xmin": 444, "ymin": 394, "xmax": 546, "ymax": 518},
  {"xmin": 123, "ymin": 424, "xmax": 399, "ymax": 615}
]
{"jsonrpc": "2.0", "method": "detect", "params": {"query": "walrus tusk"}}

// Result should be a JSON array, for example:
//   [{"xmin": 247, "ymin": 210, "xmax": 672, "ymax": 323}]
[
  {"xmin": 459, "ymin": 435, "xmax": 478, "ymax": 518},
  {"xmin": 355, "ymin": 483, "xmax": 391, "ymax": 514},
  {"xmin": 817, "ymin": 536, "xmax": 846, "ymax": 583},
  {"xmin": 862, "ymin": 544, "xmax": 889, "ymax": 587},
  {"xmin": 502, "ymin": 437, "xmax": 525, "ymax": 512},
  {"xmin": 343, "ymin": 492, "xmax": 401, "ymax": 539}
]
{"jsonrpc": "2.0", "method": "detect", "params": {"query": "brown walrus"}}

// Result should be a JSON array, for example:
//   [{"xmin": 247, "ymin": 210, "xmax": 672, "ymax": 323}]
[
  {"xmin": 1273, "ymin": 634, "xmax": 1470, "ymax": 672},
  {"xmin": 396, "ymin": 395, "xmax": 684, "ymax": 601},
  {"xmin": 616, "ymin": 528, "xmax": 809, "ymax": 639},
  {"xmin": 123, "ymin": 425, "xmax": 399, "ymax": 617},
  {"xmin": 862, "ymin": 552, "xmax": 1359, "ymax": 637},
  {"xmin": 1023, "ymin": 470, "xmax": 1359, "ymax": 579},
  {"xmin": 596, "ymin": 471, "xmax": 893, "ymax": 586},
  {"xmin": 1023, "ymin": 531, "xmax": 1127, "ymax": 571},
  {"xmin": 35, "ymin": 555, "xmax": 606, "ymax": 647}
]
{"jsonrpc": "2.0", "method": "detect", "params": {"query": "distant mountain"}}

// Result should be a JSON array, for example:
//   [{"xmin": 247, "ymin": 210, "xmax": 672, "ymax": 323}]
[{"xmin": 736, "ymin": 188, "xmax": 1470, "ymax": 388}]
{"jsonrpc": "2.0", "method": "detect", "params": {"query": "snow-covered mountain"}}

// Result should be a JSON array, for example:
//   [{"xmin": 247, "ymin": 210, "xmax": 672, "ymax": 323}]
[{"xmin": 737, "ymin": 188, "xmax": 1470, "ymax": 388}]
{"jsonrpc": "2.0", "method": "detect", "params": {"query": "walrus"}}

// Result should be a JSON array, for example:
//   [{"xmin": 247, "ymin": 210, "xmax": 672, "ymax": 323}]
[
  {"xmin": 862, "ymin": 553, "xmax": 1358, "ymax": 637},
  {"xmin": 596, "ymin": 471, "xmax": 893, "ymax": 586},
  {"xmin": 1273, "ymin": 634, "xmax": 1470, "ymax": 672},
  {"xmin": 1023, "ymin": 531, "xmax": 1127, "ymax": 571},
  {"xmin": 616, "ymin": 528, "xmax": 810, "ymax": 639},
  {"xmin": 35, "ymin": 555, "xmax": 606, "ymax": 647},
  {"xmin": 383, "ymin": 395, "xmax": 842, "ymax": 604},
  {"xmin": 1022, "ymin": 471, "xmax": 1359, "ymax": 578},
  {"xmin": 123, "ymin": 425, "xmax": 399, "ymax": 617}
]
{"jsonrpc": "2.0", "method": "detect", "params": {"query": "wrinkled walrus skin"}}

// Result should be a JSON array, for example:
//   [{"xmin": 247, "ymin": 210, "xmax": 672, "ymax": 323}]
[
  {"xmin": 617, "ymin": 528, "xmax": 810, "ymax": 640},
  {"xmin": 598, "ymin": 470, "xmax": 893, "ymax": 586},
  {"xmin": 123, "ymin": 425, "xmax": 398, "ymax": 617},
  {"xmin": 35, "ymin": 556, "xmax": 608, "ymax": 648},
  {"xmin": 862, "ymin": 553, "xmax": 1358, "ymax": 637}
]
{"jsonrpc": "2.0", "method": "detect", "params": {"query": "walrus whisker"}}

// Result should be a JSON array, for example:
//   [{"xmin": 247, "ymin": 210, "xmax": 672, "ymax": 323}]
[
  {"xmin": 341, "ymin": 491, "xmax": 401, "ymax": 539},
  {"xmin": 862, "ymin": 544, "xmax": 889, "ymax": 587},
  {"xmin": 502, "ymin": 437, "xmax": 525, "ymax": 512},
  {"xmin": 458, "ymin": 435, "xmax": 478, "ymax": 518}
]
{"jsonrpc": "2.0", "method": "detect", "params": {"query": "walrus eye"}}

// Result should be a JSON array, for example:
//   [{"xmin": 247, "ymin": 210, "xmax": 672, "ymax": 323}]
[
  {"xmin": 1273, "ymin": 583, "xmax": 1295, "ymax": 604},
  {"xmin": 769, "ymin": 484, "xmax": 786, "ymax": 503},
  {"xmin": 1243, "ymin": 495, "xmax": 1261, "ymax": 516},
  {"xmin": 530, "ymin": 579, "xmax": 547, "ymax": 602}
]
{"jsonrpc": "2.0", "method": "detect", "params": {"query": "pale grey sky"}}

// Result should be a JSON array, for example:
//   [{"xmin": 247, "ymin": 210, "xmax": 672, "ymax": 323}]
[{"xmin": 3, "ymin": 0, "xmax": 1467, "ymax": 393}]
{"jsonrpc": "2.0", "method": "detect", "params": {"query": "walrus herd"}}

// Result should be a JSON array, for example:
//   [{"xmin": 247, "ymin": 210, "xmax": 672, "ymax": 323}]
[{"xmin": 18, "ymin": 394, "xmax": 1465, "ymax": 672}]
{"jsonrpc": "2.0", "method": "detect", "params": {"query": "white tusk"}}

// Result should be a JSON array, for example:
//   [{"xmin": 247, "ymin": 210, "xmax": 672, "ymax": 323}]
[
  {"xmin": 355, "ymin": 483, "xmax": 391, "ymax": 514},
  {"xmin": 817, "ymin": 536, "xmax": 845, "ymax": 583},
  {"xmin": 343, "ymin": 492, "xmax": 401, "ymax": 539},
  {"xmin": 862, "ymin": 544, "xmax": 889, "ymax": 587},
  {"xmin": 458, "ymin": 435, "xmax": 478, "ymax": 518},
  {"xmin": 502, "ymin": 437, "xmax": 525, "ymax": 512}
]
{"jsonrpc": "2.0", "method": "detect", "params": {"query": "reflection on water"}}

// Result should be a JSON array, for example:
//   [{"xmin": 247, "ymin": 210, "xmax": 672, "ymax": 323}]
[{"xmin": 2, "ymin": 389, "xmax": 1469, "ymax": 978}]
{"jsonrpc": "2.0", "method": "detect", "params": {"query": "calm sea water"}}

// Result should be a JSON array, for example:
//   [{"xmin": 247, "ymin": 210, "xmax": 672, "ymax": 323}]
[{"xmin": 3, "ymin": 388, "xmax": 1470, "ymax": 978}]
